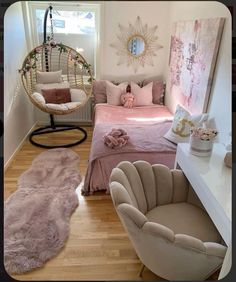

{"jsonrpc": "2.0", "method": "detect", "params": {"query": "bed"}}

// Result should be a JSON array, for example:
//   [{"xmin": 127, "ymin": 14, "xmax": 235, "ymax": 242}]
[{"xmin": 82, "ymin": 103, "xmax": 177, "ymax": 195}]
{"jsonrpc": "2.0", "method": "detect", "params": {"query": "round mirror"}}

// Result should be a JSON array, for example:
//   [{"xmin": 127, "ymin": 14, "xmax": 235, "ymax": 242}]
[{"xmin": 128, "ymin": 36, "xmax": 145, "ymax": 56}]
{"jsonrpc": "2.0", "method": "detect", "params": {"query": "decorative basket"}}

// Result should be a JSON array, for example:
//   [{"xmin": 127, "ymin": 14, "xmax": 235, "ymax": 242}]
[{"xmin": 189, "ymin": 136, "xmax": 213, "ymax": 157}]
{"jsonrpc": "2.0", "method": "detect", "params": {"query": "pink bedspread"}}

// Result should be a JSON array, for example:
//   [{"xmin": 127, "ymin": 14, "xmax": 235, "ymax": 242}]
[
  {"xmin": 94, "ymin": 104, "xmax": 173, "ymax": 125},
  {"xmin": 82, "ymin": 104, "xmax": 176, "ymax": 195}
]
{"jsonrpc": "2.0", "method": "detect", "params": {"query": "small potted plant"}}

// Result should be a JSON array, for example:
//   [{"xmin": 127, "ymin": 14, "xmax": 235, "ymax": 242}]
[{"xmin": 189, "ymin": 127, "xmax": 218, "ymax": 157}]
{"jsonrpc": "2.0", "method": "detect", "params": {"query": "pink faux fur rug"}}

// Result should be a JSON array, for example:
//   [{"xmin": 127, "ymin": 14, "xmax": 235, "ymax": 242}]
[{"xmin": 4, "ymin": 148, "xmax": 81, "ymax": 274}]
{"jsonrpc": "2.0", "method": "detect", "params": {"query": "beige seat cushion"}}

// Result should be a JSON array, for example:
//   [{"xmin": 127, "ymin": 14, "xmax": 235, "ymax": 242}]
[{"xmin": 146, "ymin": 202, "xmax": 221, "ymax": 243}]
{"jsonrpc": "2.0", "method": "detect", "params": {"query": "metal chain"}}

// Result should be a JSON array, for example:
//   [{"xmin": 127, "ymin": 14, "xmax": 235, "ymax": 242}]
[{"xmin": 50, "ymin": 9, "xmax": 54, "ymax": 41}]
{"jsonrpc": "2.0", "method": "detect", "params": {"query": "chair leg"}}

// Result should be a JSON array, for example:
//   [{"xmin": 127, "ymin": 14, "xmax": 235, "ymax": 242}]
[{"xmin": 138, "ymin": 263, "xmax": 145, "ymax": 277}]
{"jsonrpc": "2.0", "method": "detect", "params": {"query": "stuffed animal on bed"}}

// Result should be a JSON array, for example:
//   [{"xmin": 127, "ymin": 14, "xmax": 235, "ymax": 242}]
[{"xmin": 120, "ymin": 84, "xmax": 135, "ymax": 108}]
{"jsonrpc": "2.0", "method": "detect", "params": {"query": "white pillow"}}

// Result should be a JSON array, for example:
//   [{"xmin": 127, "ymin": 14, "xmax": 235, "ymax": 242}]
[
  {"xmin": 164, "ymin": 104, "xmax": 209, "ymax": 144},
  {"xmin": 32, "ymin": 92, "xmax": 46, "ymax": 105},
  {"xmin": 106, "ymin": 81, "xmax": 128, "ymax": 106},
  {"xmin": 36, "ymin": 70, "xmax": 62, "ymax": 84},
  {"xmin": 131, "ymin": 81, "xmax": 153, "ymax": 106},
  {"xmin": 35, "ymin": 82, "xmax": 70, "ymax": 93},
  {"xmin": 70, "ymin": 89, "xmax": 86, "ymax": 102}
]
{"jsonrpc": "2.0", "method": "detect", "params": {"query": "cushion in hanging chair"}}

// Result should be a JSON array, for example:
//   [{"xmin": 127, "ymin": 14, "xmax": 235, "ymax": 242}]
[
  {"xmin": 36, "ymin": 70, "xmax": 62, "ymax": 84},
  {"xmin": 45, "ymin": 102, "xmax": 82, "ymax": 111},
  {"xmin": 41, "ymin": 88, "xmax": 71, "ymax": 104},
  {"xmin": 35, "ymin": 82, "xmax": 70, "ymax": 93},
  {"xmin": 32, "ymin": 87, "xmax": 87, "ymax": 113},
  {"xmin": 32, "ymin": 92, "xmax": 82, "ymax": 111}
]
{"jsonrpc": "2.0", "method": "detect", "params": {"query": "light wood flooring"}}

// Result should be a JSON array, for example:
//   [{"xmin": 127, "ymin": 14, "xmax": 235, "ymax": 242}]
[
  {"xmin": 4, "ymin": 125, "xmax": 220, "ymax": 280},
  {"xmin": 4, "ymin": 125, "xmax": 161, "ymax": 281}
]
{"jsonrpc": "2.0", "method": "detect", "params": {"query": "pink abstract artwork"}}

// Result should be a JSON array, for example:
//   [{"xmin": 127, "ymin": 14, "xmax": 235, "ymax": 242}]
[{"xmin": 169, "ymin": 18, "xmax": 225, "ymax": 114}]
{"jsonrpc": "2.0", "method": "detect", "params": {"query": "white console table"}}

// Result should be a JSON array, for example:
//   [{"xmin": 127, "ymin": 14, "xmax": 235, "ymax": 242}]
[{"xmin": 175, "ymin": 143, "xmax": 232, "ymax": 279}]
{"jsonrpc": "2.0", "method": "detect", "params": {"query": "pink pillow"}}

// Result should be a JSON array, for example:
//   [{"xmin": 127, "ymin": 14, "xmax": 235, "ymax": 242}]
[
  {"xmin": 131, "ymin": 81, "xmax": 153, "ymax": 106},
  {"xmin": 143, "ymin": 79, "xmax": 165, "ymax": 105},
  {"xmin": 92, "ymin": 80, "xmax": 107, "ymax": 104},
  {"xmin": 41, "ymin": 89, "xmax": 57, "ymax": 104},
  {"xmin": 41, "ymin": 88, "xmax": 71, "ymax": 104},
  {"xmin": 106, "ymin": 81, "xmax": 128, "ymax": 106}
]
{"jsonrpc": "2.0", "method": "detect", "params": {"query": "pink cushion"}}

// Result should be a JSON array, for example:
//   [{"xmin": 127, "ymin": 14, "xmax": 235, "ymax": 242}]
[
  {"xmin": 41, "ymin": 88, "xmax": 71, "ymax": 104},
  {"xmin": 131, "ymin": 81, "xmax": 153, "ymax": 106},
  {"xmin": 92, "ymin": 80, "xmax": 107, "ymax": 104},
  {"xmin": 106, "ymin": 81, "xmax": 128, "ymax": 106},
  {"xmin": 55, "ymin": 88, "xmax": 71, "ymax": 103},
  {"xmin": 143, "ymin": 79, "xmax": 165, "ymax": 105}
]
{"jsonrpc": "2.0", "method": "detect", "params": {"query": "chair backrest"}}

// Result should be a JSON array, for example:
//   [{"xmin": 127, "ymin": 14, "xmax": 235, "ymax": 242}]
[{"xmin": 109, "ymin": 160, "xmax": 190, "ymax": 214}]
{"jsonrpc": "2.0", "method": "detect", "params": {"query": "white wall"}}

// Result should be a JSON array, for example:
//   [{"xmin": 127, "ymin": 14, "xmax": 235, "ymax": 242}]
[
  {"xmin": 101, "ymin": 1, "xmax": 171, "ymax": 81},
  {"xmin": 164, "ymin": 1, "xmax": 231, "ymax": 145},
  {"xmin": 4, "ymin": 2, "xmax": 35, "ymax": 166}
]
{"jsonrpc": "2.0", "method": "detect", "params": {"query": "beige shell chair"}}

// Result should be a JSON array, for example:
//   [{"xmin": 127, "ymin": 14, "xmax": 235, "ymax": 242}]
[
  {"xmin": 19, "ymin": 6, "xmax": 94, "ymax": 148},
  {"xmin": 109, "ymin": 161, "xmax": 227, "ymax": 281}
]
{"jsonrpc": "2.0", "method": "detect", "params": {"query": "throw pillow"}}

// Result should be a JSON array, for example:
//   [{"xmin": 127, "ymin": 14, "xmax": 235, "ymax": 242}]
[
  {"xmin": 131, "ymin": 81, "xmax": 153, "ymax": 106},
  {"xmin": 55, "ymin": 88, "xmax": 71, "ymax": 104},
  {"xmin": 164, "ymin": 104, "xmax": 209, "ymax": 144},
  {"xmin": 41, "ymin": 88, "xmax": 71, "ymax": 104},
  {"xmin": 92, "ymin": 80, "xmax": 107, "ymax": 104},
  {"xmin": 41, "ymin": 89, "xmax": 57, "ymax": 104},
  {"xmin": 70, "ymin": 89, "xmax": 86, "ymax": 102},
  {"xmin": 35, "ymin": 82, "xmax": 70, "ymax": 93},
  {"xmin": 142, "ymin": 79, "xmax": 165, "ymax": 105},
  {"xmin": 36, "ymin": 70, "xmax": 62, "ymax": 84},
  {"xmin": 106, "ymin": 81, "xmax": 128, "ymax": 106}
]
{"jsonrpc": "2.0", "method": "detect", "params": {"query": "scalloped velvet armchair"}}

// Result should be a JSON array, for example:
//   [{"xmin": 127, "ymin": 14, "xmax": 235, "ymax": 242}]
[{"xmin": 109, "ymin": 160, "xmax": 227, "ymax": 280}]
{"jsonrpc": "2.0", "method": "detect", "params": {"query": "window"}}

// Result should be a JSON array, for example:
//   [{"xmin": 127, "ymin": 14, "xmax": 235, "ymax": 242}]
[
  {"xmin": 35, "ymin": 10, "xmax": 96, "ymax": 35},
  {"xmin": 26, "ymin": 1, "xmax": 101, "ymax": 78}
]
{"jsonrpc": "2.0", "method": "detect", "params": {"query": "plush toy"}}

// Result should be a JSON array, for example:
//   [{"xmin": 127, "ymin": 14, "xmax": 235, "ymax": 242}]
[
  {"xmin": 120, "ymin": 84, "xmax": 135, "ymax": 109},
  {"xmin": 120, "ymin": 93, "xmax": 135, "ymax": 108}
]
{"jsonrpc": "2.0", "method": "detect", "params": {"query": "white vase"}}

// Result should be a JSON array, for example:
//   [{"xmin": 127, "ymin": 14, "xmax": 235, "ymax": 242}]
[{"xmin": 189, "ymin": 136, "xmax": 213, "ymax": 157}]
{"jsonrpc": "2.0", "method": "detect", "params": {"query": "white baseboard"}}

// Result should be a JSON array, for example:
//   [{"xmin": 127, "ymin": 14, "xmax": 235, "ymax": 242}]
[{"xmin": 4, "ymin": 122, "xmax": 38, "ymax": 172}]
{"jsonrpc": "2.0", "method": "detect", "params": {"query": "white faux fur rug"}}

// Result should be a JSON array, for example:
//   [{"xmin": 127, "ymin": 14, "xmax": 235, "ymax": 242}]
[{"xmin": 4, "ymin": 148, "xmax": 81, "ymax": 274}]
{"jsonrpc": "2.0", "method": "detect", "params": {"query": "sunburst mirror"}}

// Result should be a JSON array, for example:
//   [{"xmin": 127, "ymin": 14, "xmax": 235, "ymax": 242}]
[{"xmin": 110, "ymin": 16, "xmax": 163, "ymax": 73}]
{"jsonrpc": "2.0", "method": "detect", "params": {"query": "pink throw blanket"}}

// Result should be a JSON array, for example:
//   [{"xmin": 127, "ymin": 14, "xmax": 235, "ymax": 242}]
[{"xmin": 82, "ymin": 121, "xmax": 176, "ymax": 195}]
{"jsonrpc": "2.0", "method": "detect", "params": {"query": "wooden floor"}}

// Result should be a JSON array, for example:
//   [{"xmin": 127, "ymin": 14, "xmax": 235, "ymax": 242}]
[
  {"xmin": 4, "ymin": 126, "xmax": 162, "ymax": 281},
  {"xmin": 4, "ymin": 125, "xmax": 220, "ymax": 280}
]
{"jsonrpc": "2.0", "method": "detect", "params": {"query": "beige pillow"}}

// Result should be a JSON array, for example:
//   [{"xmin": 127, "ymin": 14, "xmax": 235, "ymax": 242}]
[
  {"xmin": 36, "ymin": 70, "xmax": 62, "ymax": 84},
  {"xmin": 164, "ymin": 104, "xmax": 208, "ymax": 144},
  {"xmin": 70, "ymin": 89, "xmax": 86, "ymax": 102},
  {"xmin": 35, "ymin": 82, "xmax": 70, "ymax": 93},
  {"xmin": 106, "ymin": 81, "xmax": 128, "ymax": 106},
  {"xmin": 131, "ymin": 81, "xmax": 153, "ymax": 106}
]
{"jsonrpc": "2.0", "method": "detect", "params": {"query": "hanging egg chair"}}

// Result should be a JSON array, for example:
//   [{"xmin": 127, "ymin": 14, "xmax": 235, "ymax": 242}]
[{"xmin": 19, "ymin": 6, "xmax": 94, "ymax": 148}]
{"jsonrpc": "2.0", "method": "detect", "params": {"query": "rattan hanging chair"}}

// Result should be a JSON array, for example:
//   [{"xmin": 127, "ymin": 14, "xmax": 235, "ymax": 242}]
[{"xmin": 19, "ymin": 6, "xmax": 94, "ymax": 148}]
